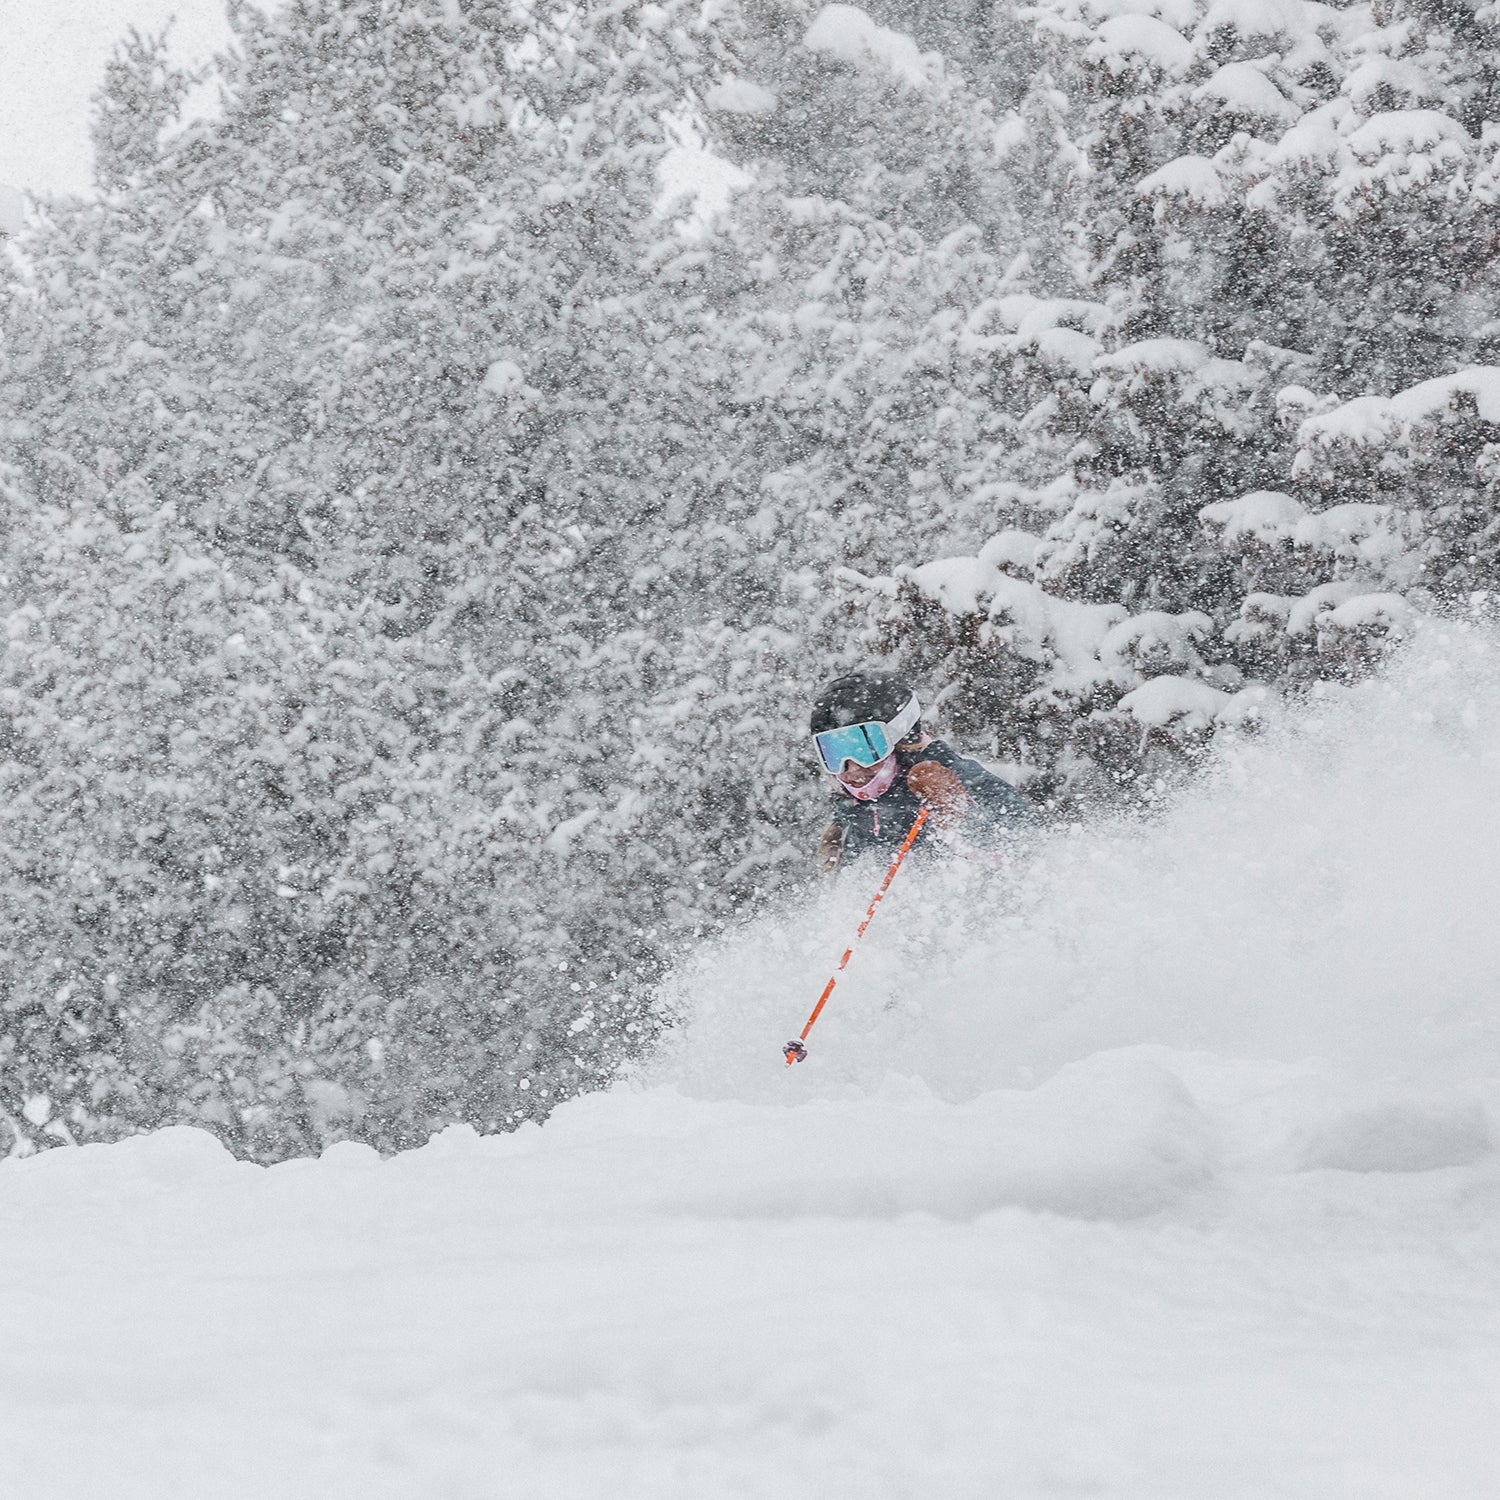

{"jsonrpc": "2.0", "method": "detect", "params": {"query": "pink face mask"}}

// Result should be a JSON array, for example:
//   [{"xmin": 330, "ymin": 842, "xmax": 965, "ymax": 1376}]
[{"xmin": 839, "ymin": 754, "xmax": 899, "ymax": 802}]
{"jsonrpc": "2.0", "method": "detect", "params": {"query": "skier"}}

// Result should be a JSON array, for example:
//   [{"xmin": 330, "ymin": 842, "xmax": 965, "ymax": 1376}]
[{"xmin": 810, "ymin": 670, "xmax": 1035, "ymax": 872}]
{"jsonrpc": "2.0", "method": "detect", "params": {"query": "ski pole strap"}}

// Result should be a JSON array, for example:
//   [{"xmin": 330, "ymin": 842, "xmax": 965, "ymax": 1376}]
[{"xmin": 784, "ymin": 805, "xmax": 929, "ymax": 1065}]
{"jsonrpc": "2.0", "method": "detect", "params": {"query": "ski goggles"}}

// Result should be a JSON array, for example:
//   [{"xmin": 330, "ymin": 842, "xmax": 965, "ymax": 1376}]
[{"xmin": 812, "ymin": 693, "xmax": 921, "ymax": 775}]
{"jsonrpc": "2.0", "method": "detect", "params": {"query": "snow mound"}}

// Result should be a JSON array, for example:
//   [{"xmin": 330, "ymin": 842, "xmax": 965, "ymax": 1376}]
[
  {"xmin": 3, "ymin": 1123, "xmax": 249, "ymax": 1200},
  {"xmin": 1296, "ymin": 1098, "xmax": 1495, "ymax": 1174},
  {"xmin": 540, "ymin": 1053, "xmax": 1216, "ymax": 1221}
]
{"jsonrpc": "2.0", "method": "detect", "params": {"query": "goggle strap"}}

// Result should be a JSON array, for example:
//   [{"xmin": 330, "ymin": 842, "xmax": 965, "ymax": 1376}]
[{"xmin": 886, "ymin": 693, "xmax": 921, "ymax": 746}]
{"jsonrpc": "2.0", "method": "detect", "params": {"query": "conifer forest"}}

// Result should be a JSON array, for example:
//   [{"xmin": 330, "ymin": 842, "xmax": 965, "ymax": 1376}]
[{"xmin": 2, "ymin": 0, "xmax": 1498, "ymax": 1159}]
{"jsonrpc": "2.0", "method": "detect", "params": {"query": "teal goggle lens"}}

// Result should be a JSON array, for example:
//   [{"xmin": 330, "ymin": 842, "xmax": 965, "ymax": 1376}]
[{"xmin": 813, "ymin": 721, "xmax": 892, "ymax": 775}]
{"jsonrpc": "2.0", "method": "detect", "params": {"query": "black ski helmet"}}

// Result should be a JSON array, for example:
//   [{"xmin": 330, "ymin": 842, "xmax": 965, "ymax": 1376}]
[{"xmin": 809, "ymin": 671, "xmax": 920, "ymax": 737}]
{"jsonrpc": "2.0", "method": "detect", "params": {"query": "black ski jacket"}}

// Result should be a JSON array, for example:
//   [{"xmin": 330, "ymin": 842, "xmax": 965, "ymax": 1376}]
[{"xmin": 824, "ymin": 739, "xmax": 1035, "ymax": 868}]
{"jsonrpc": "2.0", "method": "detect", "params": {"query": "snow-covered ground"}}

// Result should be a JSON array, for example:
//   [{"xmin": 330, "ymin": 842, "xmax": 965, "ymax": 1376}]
[{"xmin": 6, "ymin": 623, "xmax": 1500, "ymax": 1497}]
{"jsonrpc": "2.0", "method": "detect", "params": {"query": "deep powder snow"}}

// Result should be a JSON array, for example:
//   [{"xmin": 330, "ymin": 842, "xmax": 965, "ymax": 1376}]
[{"xmin": 4, "ymin": 623, "xmax": 1500, "ymax": 1497}]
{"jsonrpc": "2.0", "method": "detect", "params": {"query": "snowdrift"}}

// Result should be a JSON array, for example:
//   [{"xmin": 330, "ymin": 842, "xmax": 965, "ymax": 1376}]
[{"xmin": 5, "ymin": 624, "xmax": 1500, "ymax": 1497}]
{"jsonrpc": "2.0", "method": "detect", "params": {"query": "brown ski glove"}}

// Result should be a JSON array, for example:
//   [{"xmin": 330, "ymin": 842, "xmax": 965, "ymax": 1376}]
[
  {"xmin": 905, "ymin": 760, "xmax": 971, "ymax": 829},
  {"xmin": 816, "ymin": 819, "xmax": 846, "ymax": 874}
]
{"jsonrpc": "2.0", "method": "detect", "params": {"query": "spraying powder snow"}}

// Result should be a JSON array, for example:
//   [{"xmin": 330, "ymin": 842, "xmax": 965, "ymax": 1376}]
[{"xmin": 655, "ymin": 617, "xmax": 1500, "ymax": 1124}]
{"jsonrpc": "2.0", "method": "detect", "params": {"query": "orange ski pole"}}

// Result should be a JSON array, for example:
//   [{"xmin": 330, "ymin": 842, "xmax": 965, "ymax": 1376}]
[{"xmin": 784, "ymin": 806, "xmax": 929, "ymax": 1065}]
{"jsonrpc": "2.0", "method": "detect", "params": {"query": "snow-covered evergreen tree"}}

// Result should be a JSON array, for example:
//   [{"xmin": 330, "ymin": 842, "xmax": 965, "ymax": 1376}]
[
  {"xmin": 863, "ymin": 0, "xmax": 1500, "ymax": 800},
  {"xmin": 0, "ymin": 0, "xmax": 737, "ymax": 1154}
]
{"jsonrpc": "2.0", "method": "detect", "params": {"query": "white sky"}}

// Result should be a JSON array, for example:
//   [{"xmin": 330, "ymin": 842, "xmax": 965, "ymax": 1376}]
[{"xmin": 0, "ymin": 0, "xmax": 233, "ymax": 196}]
